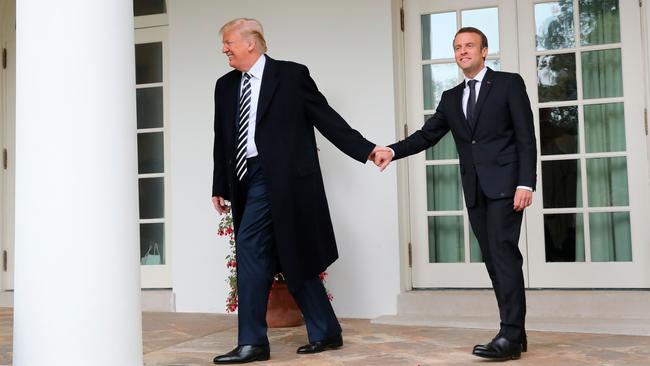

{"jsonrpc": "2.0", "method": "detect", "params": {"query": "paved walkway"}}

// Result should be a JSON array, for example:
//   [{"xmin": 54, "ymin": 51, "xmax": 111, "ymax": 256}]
[{"xmin": 2, "ymin": 308, "xmax": 650, "ymax": 365}]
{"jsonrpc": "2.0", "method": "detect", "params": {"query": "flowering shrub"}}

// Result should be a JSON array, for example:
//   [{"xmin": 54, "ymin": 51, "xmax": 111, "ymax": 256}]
[
  {"xmin": 217, "ymin": 212, "xmax": 237, "ymax": 313},
  {"xmin": 218, "ymin": 211, "xmax": 332, "ymax": 313},
  {"xmin": 319, "ymin": 271, "xmax": 334, "ymax": 301}
]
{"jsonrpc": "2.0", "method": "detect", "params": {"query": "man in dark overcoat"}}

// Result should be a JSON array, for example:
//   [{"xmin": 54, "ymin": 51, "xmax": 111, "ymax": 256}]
[{"xmin": 211, "ymin": 18, "xmax": 386, "ymax": 364}]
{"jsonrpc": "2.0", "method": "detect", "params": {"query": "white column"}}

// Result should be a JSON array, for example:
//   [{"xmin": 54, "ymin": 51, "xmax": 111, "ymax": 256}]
[{"xmin": 13, "ymin": 1, "xmax": 143, "ymax": 365}]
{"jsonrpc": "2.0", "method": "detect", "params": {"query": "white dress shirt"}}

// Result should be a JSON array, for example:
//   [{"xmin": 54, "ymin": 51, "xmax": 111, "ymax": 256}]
[
  {"xmin": 239, "ymin": 54, "xmax": 266, "ymax": 158},
  {"xmin": 462, "ymin": 66, "xmax": 487, "ymax": 118}
]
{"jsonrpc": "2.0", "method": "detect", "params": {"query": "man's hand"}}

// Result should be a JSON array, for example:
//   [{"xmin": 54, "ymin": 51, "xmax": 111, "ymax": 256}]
[
  {"xmin": 212, "ymin": 196, "xmax": 230, "ymax": 215},
  {"xmin": 368, "ymin": 146, "xmax": 393, "ymax": 172},
  {"xmin": 513, "ymin": 188, "xmax": 533, "ymax": 212}
]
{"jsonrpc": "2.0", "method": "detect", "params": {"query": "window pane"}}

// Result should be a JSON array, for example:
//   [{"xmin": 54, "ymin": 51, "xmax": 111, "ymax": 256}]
[
  {"xmin": 582, "ymin": 49, "xmax": 623, "ymax": 99},
  {"xmin": 469, "ymin": 229, "xmax": 483, "ymax": 263},
  {"xmin": 134, "ymin": 0, "xmax": 166, "ymax": 17},
  {"xmin": 421, "ymin": 12, "xmax": 456, "ymax": 60},
  {"xmin": 426, "ymin": 133, "xmax": 456, "ymax": 160},
  {"xmin": 542, "ymin": 160, "xmax": 582, "ymax": 208},
  {"xmin": 138, "ymin": 132, "xmax": 164, "ymax": 174},
  {"xmin": 587, "ymin": 157, "xmax": 628, "ymax": 207},
  {"xmin": 423, "ymin": 63, "xmax": 459, "ymax": 110},
  {"xmin": 137, "ymin": 87, "xmax": 163, "ymax": 129},
  {"xmin": 462, "ymin": 7, "xmax": 499, "ymax": 54},
  {"xmin": 589, "ymin": 212, "xmax": 631, "ymax": 262},
  {"xmin": 535, "ymin": 1, "xmax": 575, "ymax": 51},
  {"xmin": 537, "ymin": 53, "xmax": 577, "ymax": 102},
  {"xmin": 540, "ymin": 106, "xmax": 579, "ymax": 155},
  {"xmin": 428, "ymin": 216, "xmax": 464, "ymax": 263},
  {"xmin": 136, "ymin": 42, "xmax": 163, "ymax": 84},
  {"xmin": 140, "ymin": 223, "xmax": 165, "ymax": 265},
  {"xmin": 584, "ymin": 103, "xmax": 626, "ymax": 153},
  {"xmin": 544, "ymin": 213, "xmax": 585, "ymax": 262},
  {"xmin": 425, "ymin": 114, "xmax": 456, "ymax": 160},
  {"xmin": 426, "ymin": 165, "xmax": 462, "ymax": 211},
  {"xmin": 579, "ymin": 0, "xmax": 620, "ymax": 46},
  {"xmin": 139, "ymin": 177, "xmax": 164, "ymax": 219}
]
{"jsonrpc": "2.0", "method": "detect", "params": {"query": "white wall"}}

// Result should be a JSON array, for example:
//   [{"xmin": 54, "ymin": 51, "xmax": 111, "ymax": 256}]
[{"xmin": 167, "ymin": 0, "xmax": 401, "ymax": 318}]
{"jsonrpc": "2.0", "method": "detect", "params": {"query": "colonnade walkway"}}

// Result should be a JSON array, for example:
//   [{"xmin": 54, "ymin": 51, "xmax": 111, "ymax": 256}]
[{"xmin": 1, "ymin": 308, "xmax": 649, "ymax": 365}]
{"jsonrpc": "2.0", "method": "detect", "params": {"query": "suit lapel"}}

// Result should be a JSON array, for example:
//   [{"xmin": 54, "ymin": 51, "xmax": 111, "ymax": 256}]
[
  {"xmin": 223, "ymin": 72, "xmax": 240, "ymax": 141},
  {"xmin": 452, "ymin": 82, "xmax": 472, "ymax": 136},
  {"xmin": 471, "ymin": 67, "xmax": 495, "ymax": 131},
  {"xmin": 256, "ymin": 55, "xmax": 280, "ymax": 124}
]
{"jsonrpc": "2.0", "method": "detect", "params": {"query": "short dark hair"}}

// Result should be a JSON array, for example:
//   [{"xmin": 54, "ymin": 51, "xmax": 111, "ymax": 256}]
[{"xmin": 453, "ymin": 27, "xmax": 488, "ymax": 49}]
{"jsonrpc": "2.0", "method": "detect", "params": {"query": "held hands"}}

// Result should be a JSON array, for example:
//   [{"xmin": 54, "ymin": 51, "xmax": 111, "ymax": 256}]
[
  {"xmin": 513, "ymin": 188, "xmax": 533, "ymax": 212},
  {"xmin": 212, "ymin": 196, "xmax": 230, "ymax": 215},
  {"xmin": 368, "ymin": 146, "xmax": 393, "ymax": 172}
]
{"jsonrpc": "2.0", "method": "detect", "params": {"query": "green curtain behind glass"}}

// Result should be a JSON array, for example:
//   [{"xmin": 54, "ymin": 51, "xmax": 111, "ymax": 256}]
[{"xmin": 578, "ymin": 0, "xmax": 630, "ymax": 261}]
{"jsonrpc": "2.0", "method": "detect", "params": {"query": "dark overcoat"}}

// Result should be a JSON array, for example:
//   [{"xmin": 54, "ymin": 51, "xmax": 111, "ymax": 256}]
[{"xmin": 212, "ymin": 55, "xmax": 374, "ymax": 291}]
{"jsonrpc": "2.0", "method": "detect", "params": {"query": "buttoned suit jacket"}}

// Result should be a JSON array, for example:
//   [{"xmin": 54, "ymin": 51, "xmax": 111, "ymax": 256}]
[{"xmin": 389, "ymin": 67, "xmax": 536, "ymax": 208}]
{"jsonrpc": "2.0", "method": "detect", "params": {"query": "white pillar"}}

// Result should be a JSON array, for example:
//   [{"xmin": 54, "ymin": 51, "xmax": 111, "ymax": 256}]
[{"xmin": 13, "ymin": 1, "xmax": 143, "ymax": 365}]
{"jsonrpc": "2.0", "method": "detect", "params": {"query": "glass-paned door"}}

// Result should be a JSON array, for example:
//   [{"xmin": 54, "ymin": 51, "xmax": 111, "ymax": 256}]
[
  {"xmin": 404, "ymin": 0, "xmax": 649, "ymax": 288},
  {"xmin": 135, "ymin": 23, "xmax": 171, "ymax": 288},
  {"xmin": 404, "ymin": 0, "xmax": 522, "ymax": 287},
  {"xmin": 519, "ymin": 0, "xmax": 650, "ymax": 287}
]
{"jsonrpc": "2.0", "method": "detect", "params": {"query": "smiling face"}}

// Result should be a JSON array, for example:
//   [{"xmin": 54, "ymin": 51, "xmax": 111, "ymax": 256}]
[
  {"xmin": 453, "ymin": 31, "xmax": 488, "ymax": 79},
  {"xmin": 221, "ymin": 27, "xmax": 257, "ymax": 72}
]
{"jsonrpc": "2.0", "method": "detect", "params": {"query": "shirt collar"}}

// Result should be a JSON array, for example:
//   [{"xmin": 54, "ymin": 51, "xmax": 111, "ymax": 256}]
[
  {"xmin": 245, "ymin": 54, "xmax": 266, "ymax": 81},
  {"xmin": 464, "ymin": 66, "xmax": 488, "ymax": 87}
]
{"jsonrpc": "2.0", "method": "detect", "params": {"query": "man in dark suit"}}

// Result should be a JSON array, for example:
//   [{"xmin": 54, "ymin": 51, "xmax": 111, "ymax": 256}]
[
  {"xmin": 374, "ymin": 27, "xmax": 536, "ymax": 361},
  {"xmin": 211, "ymin": 18, "xmax": 387, "ymax": 364}
]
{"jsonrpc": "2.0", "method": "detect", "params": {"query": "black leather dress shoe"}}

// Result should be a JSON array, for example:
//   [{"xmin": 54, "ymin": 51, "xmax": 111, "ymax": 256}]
[
  {"xmin": 296, "ymin": 334, "xmax": 343, "ymax": 354},
  {"xmin": 473, "ymin": 334, "xmax": 527, "ymax": 353},
  {"xmin": 472, "ymin": 336, "xmax": 522, "ymax": 360},
  {"xmin": 213, "ymin": 345, "xmax": 270, "ymax": 364}
]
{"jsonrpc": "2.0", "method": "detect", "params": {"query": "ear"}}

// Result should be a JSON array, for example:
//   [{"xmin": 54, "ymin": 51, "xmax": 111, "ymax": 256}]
[
  {"xmin": 481, "ymin": 46, "xmax": 488, "ymax": 59},
  {"xmin": 246, "ymin": 38, "xmax": 256, "ymax": 52}
]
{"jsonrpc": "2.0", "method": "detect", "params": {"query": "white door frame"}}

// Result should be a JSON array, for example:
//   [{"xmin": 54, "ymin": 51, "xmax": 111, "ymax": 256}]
[
  {"xmin": 644, "ymin": 2, "xmax": 650, "ymax": 169},
  {"xmin": 0, "ymin": 0, "xmax": 15, "ymax": 291},
  {"xmin": 519, "ymin": 0, "xmax": 650, "ymax": 287},
  {"xmin": 404, "ymin": 0, "xmax": 524, "ymax": 288},
  {"xmin": 135, "ymin": 22, "xmax": 172, "ymax": 289},
  {"xmin": 403, "ymin": 0, "xmax": 650, "ymax": 288}
]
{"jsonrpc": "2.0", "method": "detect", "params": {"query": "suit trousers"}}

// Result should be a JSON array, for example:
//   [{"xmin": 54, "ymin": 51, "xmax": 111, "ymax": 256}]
[
  {"xmin": 467, "ymin": 184, "xmax": 526, "ymax": 342},
  {"xmin": 235, "ymin": 157, "xmax": 341, "ymax": 346}
]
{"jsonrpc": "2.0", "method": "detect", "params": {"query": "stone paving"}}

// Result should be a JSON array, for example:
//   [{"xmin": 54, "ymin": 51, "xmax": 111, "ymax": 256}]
[{"xmin": 2, "ymin": 308, "xmax": 650, "ymax": 365}]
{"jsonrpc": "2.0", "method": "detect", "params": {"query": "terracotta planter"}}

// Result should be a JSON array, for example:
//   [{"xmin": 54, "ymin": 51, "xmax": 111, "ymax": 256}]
[{"xmin": 266, "ymin": 280, "xmax": 303, "ymax": 328}]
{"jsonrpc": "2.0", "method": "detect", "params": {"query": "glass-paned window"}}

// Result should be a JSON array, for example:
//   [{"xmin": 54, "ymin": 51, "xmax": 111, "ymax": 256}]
[
  {"xmin": 428, "ymin": 216, "xmax": 464, "ymax": 263},
  {"xmin": 136, "ymin": 38, "xmax": 166, "ymax": 266},
  {"xmin": 544, "ymin": 213, "xmax": 585, "ymax": 262},
  {"xmin": 535, "ymin": 1, "xmax": 575, "ymax": 51},
  {"xmin": 134, "ymin": 0, "xmax": 166, "ymax": 17},
  {"xmin": 420, "ymin": 8, "xmax": 500, "ymax": 264},
  {"xmin": 535, "ymin": 0, "xmax": 628, "ymax": 263},
  {"xmin": 579, "ymin": 0, "xmax": 620, "ymax": 46}
]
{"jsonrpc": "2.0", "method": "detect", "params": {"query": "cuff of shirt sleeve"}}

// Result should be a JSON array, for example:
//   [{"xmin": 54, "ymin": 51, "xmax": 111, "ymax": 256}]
[
  {"xmin": 517, "ymin": 186, "xmax": 533, "ymax": 191},
  {"xmin": 388, "ymin": 147, "xmax": 395, "ymax": 158}
]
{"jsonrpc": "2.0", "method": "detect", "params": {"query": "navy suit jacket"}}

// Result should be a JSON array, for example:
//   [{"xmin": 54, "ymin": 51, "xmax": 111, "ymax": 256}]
[{"xmin": 390, "ymin": 68, "xmax": 536, "ymax": 207}]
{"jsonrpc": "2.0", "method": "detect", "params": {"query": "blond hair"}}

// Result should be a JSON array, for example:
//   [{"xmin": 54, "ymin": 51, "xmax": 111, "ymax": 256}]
[{"xmin": 220, "ymin": 18, "xmax": 268, "ymax": 53}]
